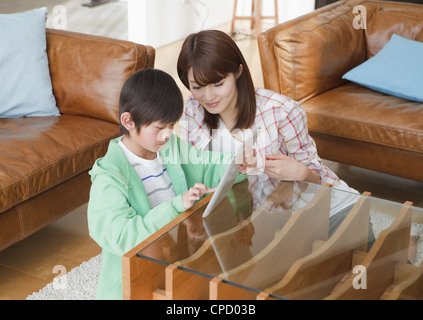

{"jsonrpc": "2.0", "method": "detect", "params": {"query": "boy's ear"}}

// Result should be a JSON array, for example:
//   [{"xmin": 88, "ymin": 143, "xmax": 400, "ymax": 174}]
[{"xmin": 120, "ymin": 112, "xmax": 135, "ymax": 131}]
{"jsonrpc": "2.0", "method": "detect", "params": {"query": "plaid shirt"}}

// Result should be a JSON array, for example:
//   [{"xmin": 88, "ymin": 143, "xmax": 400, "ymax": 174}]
[{"xmin": 180, "ymin": 88, "xmax": 344, "ymax": 196}]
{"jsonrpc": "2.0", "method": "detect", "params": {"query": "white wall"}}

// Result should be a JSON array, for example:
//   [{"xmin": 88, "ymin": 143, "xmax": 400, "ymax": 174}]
[
  {"xmin": 128, "ymin": 0, "xmax": 234, "ymax": 48},
  {"xmin": 128, "ymin": 0, "xmax": 315, "ymax": 48}
]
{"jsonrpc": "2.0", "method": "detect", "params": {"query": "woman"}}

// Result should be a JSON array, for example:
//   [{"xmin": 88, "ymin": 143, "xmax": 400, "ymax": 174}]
[{"xmin": 177, "ymin": 30, "xmax": 355, "ymax": 200}]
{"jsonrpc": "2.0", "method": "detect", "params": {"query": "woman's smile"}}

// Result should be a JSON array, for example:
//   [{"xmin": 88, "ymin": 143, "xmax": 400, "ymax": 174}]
[{"xmin": 205, "ymin": 100, "xmax": 221, "ymax": 108}]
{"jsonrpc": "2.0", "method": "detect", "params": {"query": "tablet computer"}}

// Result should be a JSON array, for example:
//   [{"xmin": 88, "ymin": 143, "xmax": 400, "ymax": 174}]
[{"xmin": 202, "ymin": 130, "xmax": 257, "ymax": 218}]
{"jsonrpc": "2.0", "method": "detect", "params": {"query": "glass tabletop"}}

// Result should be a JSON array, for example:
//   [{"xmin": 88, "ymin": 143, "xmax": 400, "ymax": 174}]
[{"xmin": 136, "ymin": 175, "xmax": 423, "ymax": 300}]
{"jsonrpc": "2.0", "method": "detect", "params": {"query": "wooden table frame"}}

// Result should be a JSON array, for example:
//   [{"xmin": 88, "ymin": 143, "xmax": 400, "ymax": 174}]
[
  {"xmin": 122, "ymin": 193, "xmax": 269, "ymax": 300},
  {"xmin": 122, "ymin": 194, "xmax": 211, "ymax": 300},
  {"xmin": 122, "ymin": 186, "xmax": 423, "ymax": 300}
]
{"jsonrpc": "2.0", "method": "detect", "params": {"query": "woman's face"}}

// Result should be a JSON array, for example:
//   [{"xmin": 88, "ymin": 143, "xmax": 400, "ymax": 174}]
[{"xmin": 187, "ymin": 68, "xmax": 239, "ymax": 118}]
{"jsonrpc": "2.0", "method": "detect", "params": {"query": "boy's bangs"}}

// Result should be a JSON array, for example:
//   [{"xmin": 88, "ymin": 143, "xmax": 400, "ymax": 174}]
[{"xmin": 160, "ymin": 104, "xmax": 183, "ymax": 124}]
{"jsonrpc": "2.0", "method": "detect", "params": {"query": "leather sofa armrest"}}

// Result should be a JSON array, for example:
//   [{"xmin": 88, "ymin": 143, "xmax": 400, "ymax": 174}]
[
  {"xmin": 258, "ymin": 1, "xmax": 344, "ymax": 94},
  {"xmin": 258, "ymin": 0, "xmax": 366, "ymax": 103},
  {"xmin": 46, "ymin": 29, "xmax": 155, "ymax": 124}
]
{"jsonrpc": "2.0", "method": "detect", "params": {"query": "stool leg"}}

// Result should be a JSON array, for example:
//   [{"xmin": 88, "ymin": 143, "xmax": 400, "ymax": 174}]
[
  {"xmin": 231, "ymin": 0, "xmax": 238, "ymax": 34},
  {"xmin": 251, "ymin": 0, "xmax": 256, "ymax": 30},
  {"xmin": 255, "ymin": 0, "xmax": 262, "ymax": 36},
  {"xmin": 274, "ymin": 0, "xmax": 279, "ymax": 24}
]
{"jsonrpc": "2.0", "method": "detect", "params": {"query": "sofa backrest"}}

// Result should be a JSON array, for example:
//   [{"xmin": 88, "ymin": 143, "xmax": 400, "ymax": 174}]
[
  {"xmin": 46, "ymin": 29, "xmax": 155, "ymax": 125},
  {"xmin": 258, "ymin": 0, "xmax": 423, "ymax": 103},
  {"xmin": 364, "ymin": 1, "xmax": 423, "ymax": 58}
]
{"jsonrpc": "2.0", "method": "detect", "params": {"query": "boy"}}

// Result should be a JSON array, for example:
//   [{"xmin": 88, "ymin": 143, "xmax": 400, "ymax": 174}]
[{"xmin": 87, "ymin": 69, "xmax": 242, "ymax": 300}]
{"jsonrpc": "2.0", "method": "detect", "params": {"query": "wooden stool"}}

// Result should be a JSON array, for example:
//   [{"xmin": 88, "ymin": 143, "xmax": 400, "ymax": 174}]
[{"xmin": 230, "ymin": 0, "xmax": 279, "ymax": 36}]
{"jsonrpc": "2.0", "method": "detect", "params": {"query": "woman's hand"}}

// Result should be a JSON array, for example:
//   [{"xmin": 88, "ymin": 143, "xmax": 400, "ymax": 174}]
[
  {"xmin": 237, "ymin": 147, "xmax": 257, "ymax": 175},
  {"xmin": 182, "ymin": 183, "xmax": 216, "ymax": 210},
  {"xmin": 264, "ymin": 154, "xmax": 321, "ymax": 183}
]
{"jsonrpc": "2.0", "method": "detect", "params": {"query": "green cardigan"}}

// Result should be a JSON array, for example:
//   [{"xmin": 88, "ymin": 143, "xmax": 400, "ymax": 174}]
[{"xmin": 87, "ymin": 134, "xmax": 242, "ymax": 299}]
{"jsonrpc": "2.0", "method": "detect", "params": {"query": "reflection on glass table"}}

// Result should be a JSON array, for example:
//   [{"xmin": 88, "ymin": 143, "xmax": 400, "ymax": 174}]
[{"xmin": 125, "ymin": 176, "xmax": 423, "ymax": 300}]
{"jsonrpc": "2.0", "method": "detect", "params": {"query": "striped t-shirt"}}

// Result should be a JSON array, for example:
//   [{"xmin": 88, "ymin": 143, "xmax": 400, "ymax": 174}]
[{"xmin": 118, "ymin": 138, "xmax": 176, "ymax": 208}]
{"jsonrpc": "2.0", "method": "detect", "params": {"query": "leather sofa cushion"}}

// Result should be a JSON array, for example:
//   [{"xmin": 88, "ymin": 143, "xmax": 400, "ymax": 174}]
[
  {"xmin": 0, "ymin": 116, "xmax": 119, "ymax": 213},
  {"xmin": 303, "ymin": 83, "xmax": 423, "ymax": 154}
]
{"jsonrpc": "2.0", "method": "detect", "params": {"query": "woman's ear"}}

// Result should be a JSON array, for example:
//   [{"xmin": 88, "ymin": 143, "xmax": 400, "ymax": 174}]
[
  {"xmin": 236, "ymin": 64, "xmax": 244, "ymax": 79},
  {"xmin": 121, "ymin": 112, "xmax": 135, "ymax": 132}
]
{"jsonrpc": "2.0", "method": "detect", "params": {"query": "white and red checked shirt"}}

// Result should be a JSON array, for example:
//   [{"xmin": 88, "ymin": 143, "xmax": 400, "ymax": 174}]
[{"xmin": 180, "ymin": 88, "xmax": 357, "ymax": 213}]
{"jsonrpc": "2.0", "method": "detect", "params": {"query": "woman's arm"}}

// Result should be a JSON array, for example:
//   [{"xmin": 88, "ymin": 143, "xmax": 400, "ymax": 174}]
[
  {"xmin": 274, "ymin": 100, "xmax": 325, "ymax": 184},
  {"xmin": 264, "ymin": 153, "xmax": 321, "ymax": 183}
]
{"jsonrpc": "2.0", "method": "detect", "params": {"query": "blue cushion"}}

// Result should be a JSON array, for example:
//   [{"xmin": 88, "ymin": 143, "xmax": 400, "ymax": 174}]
[
  {"xmin": 342, "ymin": 34, "xmax": 423, "ymax": 103},
  {"xmin": 0, "ymin": 7, "xmax": 60, "ymax": 118}
]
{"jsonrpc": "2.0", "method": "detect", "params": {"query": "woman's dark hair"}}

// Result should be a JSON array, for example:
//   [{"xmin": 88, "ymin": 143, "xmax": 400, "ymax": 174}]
[
  {"xmin": 119, "ymin": 68, "xmax": 183, "ymax": 134},
  {"xmin": 177, "ymin": 30, "xmax": 256, "ymax": 131}
]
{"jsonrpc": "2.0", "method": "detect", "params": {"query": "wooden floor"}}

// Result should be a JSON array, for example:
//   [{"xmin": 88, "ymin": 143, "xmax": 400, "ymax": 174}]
[
  {"xmin": 0, "ymin": 204, "xmax": 101, "ymax": 300},
  {"xmin": 1, "ymin": 0, "xmax": 423, "ymax": 300}
]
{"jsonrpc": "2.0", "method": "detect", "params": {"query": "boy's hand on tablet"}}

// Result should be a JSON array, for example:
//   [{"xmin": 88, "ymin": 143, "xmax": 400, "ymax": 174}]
[{"xmin": 182, "ymin": 183, "xmax": 216, "ymax": 210}]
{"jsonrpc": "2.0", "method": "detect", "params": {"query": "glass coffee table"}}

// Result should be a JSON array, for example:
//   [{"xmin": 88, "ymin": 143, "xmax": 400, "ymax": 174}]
[{"xmin": 122, "ymin": 176, "xmax": 423, "ymax": 300}]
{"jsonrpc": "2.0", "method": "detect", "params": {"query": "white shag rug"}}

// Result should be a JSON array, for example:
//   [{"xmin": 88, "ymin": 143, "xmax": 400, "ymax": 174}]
[
  {"xmin": 370, "ymin": 210, "xmax": 423, "ymax": 265},
  {"xmin": 26, "ymin": 254, "xmax": 102, "ymax": 300},
  {"xmin": 26, "ymin": 210, "xmax": 423, "ymax": 300}
]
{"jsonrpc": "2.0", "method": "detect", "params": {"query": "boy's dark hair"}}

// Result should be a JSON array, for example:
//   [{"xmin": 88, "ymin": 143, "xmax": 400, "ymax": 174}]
[{"xmin": 119, "ymin": 68, "xmax": 183, "ymax": 134}]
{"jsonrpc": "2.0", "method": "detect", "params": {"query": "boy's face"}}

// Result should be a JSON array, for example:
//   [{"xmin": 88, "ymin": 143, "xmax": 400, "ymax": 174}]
[{"xmin": 121, "ymin": 112, "xmax": 174, "ymax": 160}]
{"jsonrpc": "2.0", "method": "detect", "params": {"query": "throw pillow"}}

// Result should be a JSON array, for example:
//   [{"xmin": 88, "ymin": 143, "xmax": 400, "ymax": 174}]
[
  {"xmin": 342, "ymin": 34, "xmax": 423, "ymax": 103},
  {"xmin": 0, "ymin": 7, "xmax": 60, "ymax": 118}
]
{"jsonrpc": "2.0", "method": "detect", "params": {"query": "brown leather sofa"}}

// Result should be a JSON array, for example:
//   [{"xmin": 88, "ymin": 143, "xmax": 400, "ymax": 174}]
[
  {"xmin": 0, "ymin": 29, "xmax": 155, "ymax": 251},
  {"xmin": 258, "ymin": 0, "xmax": 423, "ymax": 182}
]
